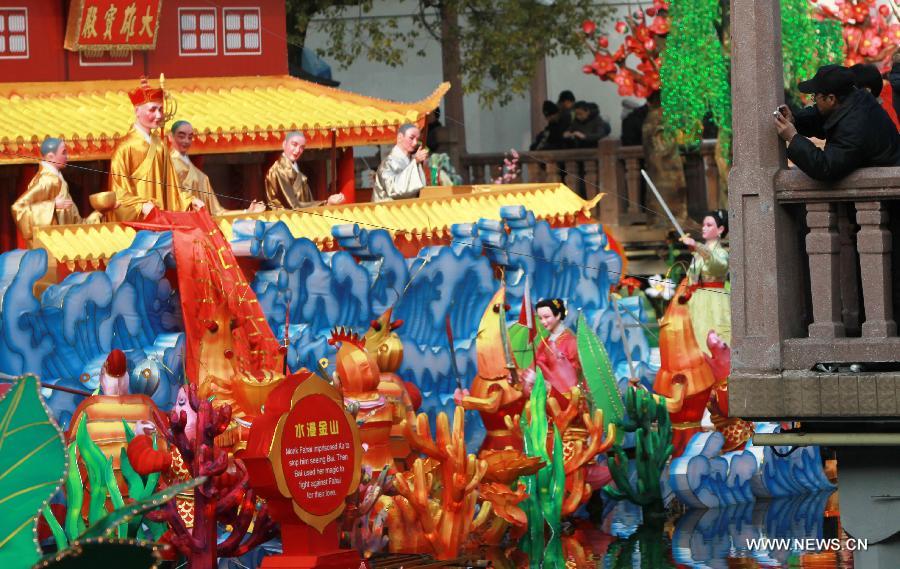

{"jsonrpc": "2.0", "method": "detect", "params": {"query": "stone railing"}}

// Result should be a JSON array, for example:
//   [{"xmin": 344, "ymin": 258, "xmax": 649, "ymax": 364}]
[
  {"xmin": 771, "ymin": 167, "xmax": 900, "ymax": 371},
  {"xmin": 458, "ymin": 139, "xmax": 721, "ymax": 230}
]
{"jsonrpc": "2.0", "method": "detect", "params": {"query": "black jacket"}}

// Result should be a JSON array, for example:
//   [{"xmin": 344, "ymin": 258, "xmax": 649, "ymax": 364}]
[
  {"xmin": 787, "ymin": 88, "xmax": 900, "ymax": 180},
  {"xmin": 566, "ymin": 111, "xmax": 612, "ymax": 149},
  {"xmin": 621, "ymin": 105, "xmax": 649, "ymax": 146},
  {"xmin": 530, "ymin": 118, "xmax": 567, "ymax": 150}
]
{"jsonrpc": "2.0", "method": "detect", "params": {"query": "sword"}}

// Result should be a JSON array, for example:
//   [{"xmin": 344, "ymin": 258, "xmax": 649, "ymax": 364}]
[
  {"xmin": 498, "ymin": 302, "xmax": 520, "ymax": 385},
  {"xmin": 445, "ymin": 312, "xmax": 464, "ymax": 391},
  {"xmin": 611, "ymin": 296, "xmax": 641, "ymax": 388},
  {"xmin": 641, "ymin": 169, "xmax": 686, "ymax": 238}
]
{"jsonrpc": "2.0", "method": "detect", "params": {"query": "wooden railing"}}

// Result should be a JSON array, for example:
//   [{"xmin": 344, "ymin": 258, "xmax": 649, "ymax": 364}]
[
  {"xmin": 772, "ymin": 167, "xmax": 900, "ymax": 370},
  {"xmin": 458, "ymin": 139, "xmax": 721, "ymax": 230}
]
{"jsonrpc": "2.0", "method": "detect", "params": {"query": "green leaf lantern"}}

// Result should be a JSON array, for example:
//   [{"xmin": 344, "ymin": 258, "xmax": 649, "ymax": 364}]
[{"xmin": 0, "ymin": 376, "xmax": 67, "ymax": 567}]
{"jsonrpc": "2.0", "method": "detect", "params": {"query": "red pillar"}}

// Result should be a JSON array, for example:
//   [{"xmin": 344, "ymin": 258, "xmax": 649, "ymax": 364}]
[
  {"xmin": 338, "ymin": 147, "xmax": 356, "ymax": 203},
  {"xmin": 309, "ymin": 160, "xmax": 328, "ymax": 201}
]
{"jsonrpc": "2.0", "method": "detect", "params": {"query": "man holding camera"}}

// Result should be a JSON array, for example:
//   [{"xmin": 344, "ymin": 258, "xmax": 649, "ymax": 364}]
[
  {"xmin": 373, "ymin": 123, "xmax": 428, "ymax": 202},
  {"xmin": 774, "ymin": 64, "xmax": 900, "ymax": 180}
]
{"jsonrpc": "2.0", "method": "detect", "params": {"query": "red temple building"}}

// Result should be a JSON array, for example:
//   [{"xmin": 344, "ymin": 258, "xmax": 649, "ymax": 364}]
[{"xmin": 0, "ymin": 0, "xmax": 447, "ymax": 250}]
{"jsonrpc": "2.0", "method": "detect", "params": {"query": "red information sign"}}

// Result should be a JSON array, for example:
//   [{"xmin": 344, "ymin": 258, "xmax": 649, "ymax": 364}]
[
  {"xmin": 278, "ymin": 393, "xmax": 356, "ymax": 517},
  {"xmin": 64, "ymin": 0, "xmax": 163, "ymax": 51}
]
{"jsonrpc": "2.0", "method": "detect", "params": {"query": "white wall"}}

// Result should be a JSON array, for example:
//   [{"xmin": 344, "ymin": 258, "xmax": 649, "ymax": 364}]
[{"xmin": 305, "ymin": 1, "xmax": 632, "ymax": 154}]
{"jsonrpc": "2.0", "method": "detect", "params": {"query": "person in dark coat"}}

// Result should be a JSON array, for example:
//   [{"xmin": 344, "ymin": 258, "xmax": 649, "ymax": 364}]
[
  {"xmin": 621, "ymin": 99, "xmax": 649, "ymax": 146},
  {"xmin": 775, "ymin": 64, "xmax": 900, "ymax": 180},
  {"xmin": 557, "ymin": 90, "xmax": 576, "ymax": 132},
  {"xmin": 530, "ymin": 100, "xmax": 567, "ymax": 150},
  {"xmin": 850, "ymin": 63, "xmax": 884, "ymax": 98},
  {"xmin": 563, "ymin": 101, "xmax": 612, "ymax": 148}
]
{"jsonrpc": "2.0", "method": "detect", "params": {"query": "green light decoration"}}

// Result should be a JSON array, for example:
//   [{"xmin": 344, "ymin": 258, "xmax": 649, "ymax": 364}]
[
  {"xmin": 661, "ymin": 0, "xmax": 732, "ymax": 161},
  {"xmin": 662, "ymin": 0, "xmax": 843, "ymax": 165},
  {"xmin": 781, "ymin": 0, "xmax": 844, "ymax": 96}
]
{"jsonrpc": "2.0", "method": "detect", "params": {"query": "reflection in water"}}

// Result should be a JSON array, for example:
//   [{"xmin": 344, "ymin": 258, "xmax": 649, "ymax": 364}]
[
  {"xmin": 217, "ymin": 492, "xmax": 850, "ymax": 568},
  {"xmin": 587, "ymin": 492, "xmax": 849, "ymax": 569}
]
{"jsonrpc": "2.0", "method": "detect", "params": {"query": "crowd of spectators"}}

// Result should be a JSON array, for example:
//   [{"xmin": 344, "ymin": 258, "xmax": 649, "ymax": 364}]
[{"xmin": 530, "ymin": 90, "xmax": 613, "ymax": 151}]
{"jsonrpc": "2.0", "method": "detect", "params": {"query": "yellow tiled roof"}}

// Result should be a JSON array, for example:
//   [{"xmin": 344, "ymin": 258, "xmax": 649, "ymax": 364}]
[
  {"xmin": 0, "ymin": 76, "xmax": 448, "ymax": 164},
  {"xmin": 216, "ymin": 183, "xmax": 602, "ymax": 247},
  {"xmin": 32, "ymin": 184, "xmax": 602, "ymax": 269},
  {"xmin": 35, "ymin": 223, "xmax": 138, "ymax": 272}
]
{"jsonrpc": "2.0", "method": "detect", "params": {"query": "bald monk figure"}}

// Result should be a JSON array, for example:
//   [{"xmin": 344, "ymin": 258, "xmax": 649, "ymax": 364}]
[
  {"xmin": 265, "ymin": 132, "xmax": 345, "ymax": 209},
  {"xmin": 11, "ymin": 137, "xmax": 83, "ymax": 246},
  {"xmin": 373, "ymin": 123, "xmax": 428, "ymax": 202},
  {"xmin": 168, "ymin": 120, "xmax": 265, "ymax": 215}
]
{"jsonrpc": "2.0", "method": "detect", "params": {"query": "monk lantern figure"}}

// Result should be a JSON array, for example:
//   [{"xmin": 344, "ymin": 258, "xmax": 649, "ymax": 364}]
[
  {"xmin": 11, "ymin": 137, "xmax": 83, "ymax": 247},
  {"xmin": 373, "ymin": 123, "xmax": 429, "ymax": 202},
  {"xmin": 169, "ymin": 120, "xmax": 265, "ymax": 216},
  {"xmin": 265, "ymin": 131, "xmax": 345, "ymax": 209},
  {"xmin": 108, "ymin": 77, "xmax": 202, "ymax": 221}
]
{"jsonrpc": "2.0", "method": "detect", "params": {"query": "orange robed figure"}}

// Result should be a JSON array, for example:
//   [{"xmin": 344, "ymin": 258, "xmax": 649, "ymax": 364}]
[
  {"xmin": 11, "ymin": 137, "xmax": 83, "ymax": 246},
  {"xmin": 107, "ymin": 77, "xmax": 198, "ymax": 221}
]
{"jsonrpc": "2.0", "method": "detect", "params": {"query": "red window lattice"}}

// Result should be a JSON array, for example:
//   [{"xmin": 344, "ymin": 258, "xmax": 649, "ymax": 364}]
[
  {"xmin": 179, "ymin": 7, "xmax": 217, "ymax": 56},
  {"xmin": 0, "ymin": 8, "xmax": 28, "ymax": 59},
  {"xmin": 223, "ymin": 7, "xmax": 260, "ymax": 55}
]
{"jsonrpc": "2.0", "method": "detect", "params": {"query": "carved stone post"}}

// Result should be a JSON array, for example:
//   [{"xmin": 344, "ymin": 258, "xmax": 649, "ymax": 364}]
[
  {"xmin": 837, "ymin": 203, "xmax": 861, "ymax": 335},
  {"xmin": 805, "ymin": 203, "xmax": 844, "ymax": 339},
  {"xmin": 729, "ymin": 0, "xmax": 793, "ymax": 372},
  {"xmin": 728, "ymin": 0, "xmax": 808, "ymax": 417},
  {"xmin": 856, "ymin": 200, "xmax": 896, "ymax": 337}
]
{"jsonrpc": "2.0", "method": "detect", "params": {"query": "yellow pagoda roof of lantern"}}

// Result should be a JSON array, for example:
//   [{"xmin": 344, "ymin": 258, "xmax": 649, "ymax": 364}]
[
  {"xmin": 32, "ymin": 184, "xmax": 606, "ymax": 272},
  {"xmin": 0, "ymin": 75, "xmax": 449, "ymax": 164},
  {"xmin": 214, "ymin": 183, "xmax": 604, "ymax": 246}
]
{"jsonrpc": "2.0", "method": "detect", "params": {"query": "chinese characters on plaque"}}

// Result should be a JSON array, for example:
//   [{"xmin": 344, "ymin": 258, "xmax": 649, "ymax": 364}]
[
  {"xmin": 279, "ymin": 392, "xmax": 358, "ymax": 517},
  {"xmin": 65, "ymin": 0, "xmax": 163, "ymax": 51}
]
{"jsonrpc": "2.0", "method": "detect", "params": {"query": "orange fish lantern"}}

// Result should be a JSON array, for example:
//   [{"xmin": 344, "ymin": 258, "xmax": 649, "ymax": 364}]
[
  {"xmin": 654, "ymin": 280, "xmax": 717, "ymax": 457},
  {"xmin": 456, "ymin": 286, "xmax": 527, "ymax": 453}
]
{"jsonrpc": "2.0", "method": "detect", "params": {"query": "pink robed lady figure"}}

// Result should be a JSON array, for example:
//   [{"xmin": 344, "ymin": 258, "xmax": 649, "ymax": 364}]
[
  {"xmin": 521, "ymin": 298, "xmax": 613, "ymax": 510},
  {"xmin": 521, "ymin": 298, "xmax": 582, "ymax": 410}
]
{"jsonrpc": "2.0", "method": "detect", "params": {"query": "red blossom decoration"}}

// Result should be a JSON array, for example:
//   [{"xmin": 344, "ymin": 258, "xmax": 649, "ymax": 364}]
[
  {"xmin": 582, "ymin": 19, "xmax": 597, "ymax": 35},
  {"xmin": 816, "ymin": 0, "xmax": 900, "ymax": 71},
  {"xmin": 579, "ymin": 0, "xmax": 669, "ymax": 98}
]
